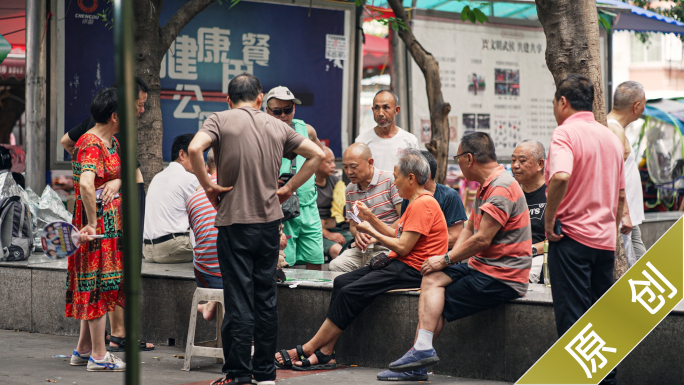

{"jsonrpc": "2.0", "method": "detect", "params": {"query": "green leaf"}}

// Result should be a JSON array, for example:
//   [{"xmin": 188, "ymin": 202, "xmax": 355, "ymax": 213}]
[
  {"xmin": 598, "ymin": 13, "xmax": 611, "ymax": 32},
  {"xmin": 355, "ymin": 0, "xmax": 362, "ymax": 6},
  {"xmin": 468, "ymin": 9, "xmax": 477, "ymax": 23},
  {"xmin": 230, "ymin": 0, "xmax": 240, "ymax": 9},
  {"xmin": 391, "ymin": 22, "xmax": 399, "ymax": 31},
  {"xmin": 461, "ymin": 6, "xmax": 470, "ymax": 22},
  {"xmin": 473, "ymin": 8, "xmax": 489, "ymax": 23}
]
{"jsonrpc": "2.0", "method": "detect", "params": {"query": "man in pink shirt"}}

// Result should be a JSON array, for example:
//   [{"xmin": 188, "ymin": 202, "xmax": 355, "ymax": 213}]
[{"xmin": 545, "ymin": 75, "xmax": 625, "ymax": 385}]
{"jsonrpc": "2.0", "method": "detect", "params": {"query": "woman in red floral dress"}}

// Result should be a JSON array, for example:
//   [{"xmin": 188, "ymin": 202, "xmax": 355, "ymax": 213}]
[{"xmin": 65, "ymin": 88, "xmax": 126, "ymax": 371}]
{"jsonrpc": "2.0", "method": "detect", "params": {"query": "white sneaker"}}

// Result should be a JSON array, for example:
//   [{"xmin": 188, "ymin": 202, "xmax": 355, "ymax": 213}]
[
  {"xmin": 70, "ymin": 349, "xmax": 91, "ymax": 366},
  {"xmin": 251, "ymin": 381, "xmax": 275, "ymax": 385},
  {"xmin": 86, "ymin": 352, "xmax": 126, "ymax": 372}
]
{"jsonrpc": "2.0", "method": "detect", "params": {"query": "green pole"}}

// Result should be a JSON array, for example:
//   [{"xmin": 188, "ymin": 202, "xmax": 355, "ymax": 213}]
[{"xmin": 113, "ymin": 0, "xmax": 141, "ymax": 384}]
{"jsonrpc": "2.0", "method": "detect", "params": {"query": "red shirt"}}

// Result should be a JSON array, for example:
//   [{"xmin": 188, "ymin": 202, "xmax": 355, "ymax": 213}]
[
  {"xmin": 545, "ymin": 112, "xmax": 625, "ymax": 250},
  {"xmin": 468, "ymin": 165, "xmax": 532, "ymax": 296},
  {"xmin": 389, "ymin": 193, "xmax": 448, "ymax": 271}
]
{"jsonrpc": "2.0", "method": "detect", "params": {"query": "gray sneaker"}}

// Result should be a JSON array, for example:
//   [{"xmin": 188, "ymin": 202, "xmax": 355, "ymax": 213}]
[
  {"xmin": 70, "ymin": 350, "xmax": 91, "ymax": 366},
  {"xmin": 86, "ymin": 352, "xmax": 126, "ymax": 372}
]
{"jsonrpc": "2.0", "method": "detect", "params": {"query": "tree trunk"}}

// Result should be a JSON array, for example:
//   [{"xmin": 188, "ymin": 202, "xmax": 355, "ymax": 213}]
[
  {"xmin": 133, "ymin": 0, "xmax": 215, "ymax": 187},
  {"xmin": 0, "ymin": 85, "xmax": 25, "ymax": 144},
  {"xmin": 535, "ymin": 0, "xmax": 606, "ymax": 125},
  {"xmin": 385, "ymin": 0, "xmax": 451, "ymax": 184}
]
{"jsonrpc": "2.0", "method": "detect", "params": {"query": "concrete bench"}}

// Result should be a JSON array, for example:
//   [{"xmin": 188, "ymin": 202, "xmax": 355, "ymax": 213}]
[{"xmin": 1, "ymin": 253, "xmax": 682, "ymax": 384}]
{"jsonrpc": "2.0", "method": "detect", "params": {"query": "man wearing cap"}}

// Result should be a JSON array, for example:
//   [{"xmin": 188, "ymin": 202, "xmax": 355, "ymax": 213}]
[{"xmin": 266, "ymin": 86, "xmax": 325, "ymax": 270}]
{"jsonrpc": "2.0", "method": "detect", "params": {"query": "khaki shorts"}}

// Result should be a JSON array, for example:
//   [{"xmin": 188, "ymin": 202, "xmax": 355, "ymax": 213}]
[{"xmin": 143, "ymin": 234, "xmax": 193, "ymax": 264}]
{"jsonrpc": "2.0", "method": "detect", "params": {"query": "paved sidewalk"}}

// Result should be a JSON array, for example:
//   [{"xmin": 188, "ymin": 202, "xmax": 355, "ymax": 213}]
[{"xmin": 0, "ymin": 330, "xmax": 511, "ymax": 385}]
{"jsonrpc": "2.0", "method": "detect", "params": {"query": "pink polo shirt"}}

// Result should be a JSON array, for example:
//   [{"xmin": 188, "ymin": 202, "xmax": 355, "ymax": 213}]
[{"xmin": 545, "ymin": 111, "xmax": 625, "ymax": 251}]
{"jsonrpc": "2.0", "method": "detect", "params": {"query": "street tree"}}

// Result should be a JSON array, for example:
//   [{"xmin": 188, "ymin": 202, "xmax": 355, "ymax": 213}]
[
  {"xmin": 132, "ymin": 0, "xmax": 215, "ymax": 186},
  {"xmin": 535, "ymin": 0, "xmax": 607, "ymax": 124}
]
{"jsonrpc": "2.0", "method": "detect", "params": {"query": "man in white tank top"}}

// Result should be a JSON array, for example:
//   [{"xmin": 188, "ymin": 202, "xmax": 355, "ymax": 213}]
[{"xmin": 606, "ymin": 81, "xmax": 647, "ymax": 265}]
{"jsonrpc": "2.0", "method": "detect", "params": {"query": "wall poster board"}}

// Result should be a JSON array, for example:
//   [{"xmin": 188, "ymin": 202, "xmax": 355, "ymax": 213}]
[
  {"xmin": 409, "ymin": 16, "xmax": 559, "ymax": 159},
  {"xmin": 53, "ymin": 0, "xmax": 354, "ymax": 166}
]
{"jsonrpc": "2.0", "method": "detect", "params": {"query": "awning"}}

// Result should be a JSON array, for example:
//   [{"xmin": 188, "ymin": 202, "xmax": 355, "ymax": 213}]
[
  {"xmin": 598, "ymin": 0, "xmax": 684, "ymax": 34},
  {"xmin": 368, "ymin": 0, "xmax": 684, "ymax": 34},
  {"xmin": 363, "ymin": 34, "xmax": 389, "ymax": 70}
]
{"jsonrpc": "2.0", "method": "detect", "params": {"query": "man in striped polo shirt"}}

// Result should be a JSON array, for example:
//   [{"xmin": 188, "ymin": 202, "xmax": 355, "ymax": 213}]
[
  {"xmin": 329, "ymin": 143, "xmax": 403, "ymax": 272},
  {"xmin": 186, "ymin": 149, "xmax": 221, "ymax": 321},
  {"xmin": 388, "ymin": 132, "xmax": 532, "ymax": 373}
]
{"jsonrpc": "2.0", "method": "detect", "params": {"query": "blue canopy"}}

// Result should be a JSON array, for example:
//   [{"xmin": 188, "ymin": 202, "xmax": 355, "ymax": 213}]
[
  {"xmin": 598, "ymin": 0, "xmax": 684, "ymax": 34},
  {"xmin": 369, "ymin": 0, "xmax": 684, "ymax": 34}
]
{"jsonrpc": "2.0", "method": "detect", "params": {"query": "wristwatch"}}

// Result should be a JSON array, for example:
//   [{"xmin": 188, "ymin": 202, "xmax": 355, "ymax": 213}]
[
  {"xmin": 444, "ymin": 252, "xmax": 453, "ymax": 266},
  {"xmin": 532, "ymin": 246, "xmax": 538, "ymax": 257}
]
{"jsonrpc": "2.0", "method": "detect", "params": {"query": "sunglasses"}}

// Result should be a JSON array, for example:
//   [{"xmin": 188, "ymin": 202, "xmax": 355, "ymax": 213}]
[{"xmin": 269, "ymin": 106, "xmax": 294, "ymax": 116}]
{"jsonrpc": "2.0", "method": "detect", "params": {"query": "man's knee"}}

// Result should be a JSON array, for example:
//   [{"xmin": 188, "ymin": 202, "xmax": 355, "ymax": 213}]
[
  {"xmin": 421, "ymin": 272, "xmax": 450, "ymax": 290},
  {"xmin": 329, "ymin": 244, "xmax": 342, "ymax": 259}
]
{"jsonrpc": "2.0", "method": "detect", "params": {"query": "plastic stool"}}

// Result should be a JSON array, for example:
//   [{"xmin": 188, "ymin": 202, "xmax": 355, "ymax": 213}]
[{"xmin": 182, "ymin": 287, "xmax": 225, "ymax": 371}]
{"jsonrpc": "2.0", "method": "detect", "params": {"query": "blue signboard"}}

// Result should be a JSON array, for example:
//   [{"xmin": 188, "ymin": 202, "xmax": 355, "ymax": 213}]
[{"xmin": 64, "ymin": 0, "xmax": 348, "ymax": 161}]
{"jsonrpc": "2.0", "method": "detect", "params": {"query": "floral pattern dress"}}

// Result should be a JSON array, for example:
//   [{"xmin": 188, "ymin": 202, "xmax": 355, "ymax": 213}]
[{"xmin": 65, "ymin": 133, "xmax": 125, "ymax": 320}]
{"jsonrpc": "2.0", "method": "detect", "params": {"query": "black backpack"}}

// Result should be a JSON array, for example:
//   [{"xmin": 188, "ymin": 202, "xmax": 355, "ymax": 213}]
[{"xmin": 0, "ymin": 196, "xmax": 33, "ymax": 261}]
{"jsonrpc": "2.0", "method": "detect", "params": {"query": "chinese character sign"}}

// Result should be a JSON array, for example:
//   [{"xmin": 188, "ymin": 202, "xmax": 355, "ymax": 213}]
[
  {"xmin": 64, "ymin": 0, "xmax": 349, "ymax": 162},
  {"xmin": 517, "ymin": 219, "xmax": 684, "ymax": 384}
]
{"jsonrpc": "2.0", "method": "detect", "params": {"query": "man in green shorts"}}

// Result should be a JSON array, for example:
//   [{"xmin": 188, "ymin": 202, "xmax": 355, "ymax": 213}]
[{"xmin": 266, "ymin": 86, "xmax": 325, "ymax": 270}]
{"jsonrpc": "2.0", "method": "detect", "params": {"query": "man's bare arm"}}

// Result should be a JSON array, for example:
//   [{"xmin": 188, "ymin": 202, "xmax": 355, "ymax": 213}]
[
  {"xmin": 61, "ymin": 133, "xmax": 76, "ymax": 155},
  {"xmin": 307, "ymin": 124, "xmax": 325, "ymax": 150},
  {"xmin": 607, "ymin": 122, "xmax": 631, "ymax": 161}
]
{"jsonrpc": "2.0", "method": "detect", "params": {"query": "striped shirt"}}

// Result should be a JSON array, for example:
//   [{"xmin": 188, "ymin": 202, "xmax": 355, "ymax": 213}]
[
  {"xmin": 345, "ymin": 168, "xmax": 402, "ymax": 225},
  {"xmin": 468, "ymin": 165, "xmax": 532, "ymax": 296},
  {"xmin": 186, "ymin": 176, "xmax": 220, "ymax": 277}
]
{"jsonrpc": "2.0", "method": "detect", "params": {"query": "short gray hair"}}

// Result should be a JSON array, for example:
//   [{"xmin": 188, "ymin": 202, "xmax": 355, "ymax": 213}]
[
  {"xmin": 207, "ymin": 148, "xmax": 216, "ymax": 170},
  {"xmin": 397, "ymin": 148, "xmax": 430, "ymax": 185},
  {"xmin": 516, "ymin": 139, "xmax": 546, "ymax": 161},
  {"xmin": 613, "ymin": 81, "xmax": 645, "ymax": 111},
  {"xmin": 374, "ymin": 89, "xmax": 400, "ymax": 106}
]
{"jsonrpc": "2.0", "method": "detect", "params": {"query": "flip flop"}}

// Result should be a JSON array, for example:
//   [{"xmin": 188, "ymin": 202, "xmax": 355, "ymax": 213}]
[
  {"xmin": 107, "ymin": 335, "xmax": 155, "ymax": 352},
  {"xmin": 292, "ymin": 349, "xmax": 337, "ymax": 371},
  {"xmin": 274, "ymin": 345, "xmax": 305, "ymax": 369}
]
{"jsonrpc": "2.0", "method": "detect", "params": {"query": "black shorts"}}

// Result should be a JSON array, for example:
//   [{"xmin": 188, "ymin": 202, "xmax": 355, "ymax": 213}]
[{"xmin": 442, "ymin": 264, "xmax": 521, "ymax": 322}]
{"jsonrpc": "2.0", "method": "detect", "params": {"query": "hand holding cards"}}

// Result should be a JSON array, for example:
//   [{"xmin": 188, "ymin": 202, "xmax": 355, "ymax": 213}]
[
  {"xmin": 350, "ymin": 204, "xmax": 361, "ymax": 224},
  {"xmin": 41, "ymin": 221, "xmax": 104, "ymax": 259}
]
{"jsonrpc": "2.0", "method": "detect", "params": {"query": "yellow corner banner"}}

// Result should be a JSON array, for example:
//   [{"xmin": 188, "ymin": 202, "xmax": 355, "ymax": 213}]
[{"xmin": 517, "ymin": 218, "xmax": 683, "ymax": 384}]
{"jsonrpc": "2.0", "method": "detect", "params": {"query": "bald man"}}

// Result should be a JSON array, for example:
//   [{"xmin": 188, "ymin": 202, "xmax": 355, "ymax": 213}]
[
  {"xmin": 355, "ymin": 90, "xmax": 418, "ymax": 172},
  {"xmin": 329, "ymin": 143, "xmax": 403, "ymax": 272}
]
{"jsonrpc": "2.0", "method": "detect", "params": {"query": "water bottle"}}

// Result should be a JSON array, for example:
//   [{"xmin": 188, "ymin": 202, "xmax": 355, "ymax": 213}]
[{"xmin": 543, "ymin": 239, "xmax": 551, "ymax": 287}]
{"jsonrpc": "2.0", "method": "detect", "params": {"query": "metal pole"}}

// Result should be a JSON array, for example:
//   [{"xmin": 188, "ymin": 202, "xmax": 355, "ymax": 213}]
[
  {"xmin": 25, "ymin": 0, "xmax": 46, "ymax": 193},
  {"xmin": 113, "ymin": 1, "xmax": 141, "ymax": 384},
  {"xmin": 389, "ymin": 28, "xmax": 409, "ymax": 130}
]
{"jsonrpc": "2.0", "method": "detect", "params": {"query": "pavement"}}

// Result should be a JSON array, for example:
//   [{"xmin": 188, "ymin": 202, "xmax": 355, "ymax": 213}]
[{"xmin": 0, "ymin": 330, "xmax": 512, "ymax": 385}]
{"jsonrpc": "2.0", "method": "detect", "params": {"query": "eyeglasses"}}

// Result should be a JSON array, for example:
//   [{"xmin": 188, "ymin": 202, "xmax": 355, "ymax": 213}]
[
  {"xmin": 269, "ymin": 106, "xmax": 294, "ymax": 116},
  {"xmin": 453, "ymin": 151, "xmax": 474, "ymax": 162}
]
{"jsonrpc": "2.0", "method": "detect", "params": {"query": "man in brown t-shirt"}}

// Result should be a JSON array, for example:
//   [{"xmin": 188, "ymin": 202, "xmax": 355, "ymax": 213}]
[{"xmin": 188, "ymin": 73, "xmax": 324, "ymax": 385}]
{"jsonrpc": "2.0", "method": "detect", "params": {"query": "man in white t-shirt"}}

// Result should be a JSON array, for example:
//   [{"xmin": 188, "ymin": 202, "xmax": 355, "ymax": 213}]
[
  {"xmin": 355, "ymin": 90, "xmax": 418, "ymax": 171},
  {"xmin": 606, "ymin": 81, "xmax": 647, "ymax": 265},
  {"xmin": 143, "ymin": 133, "xmax": 200, "ymax": 264}
]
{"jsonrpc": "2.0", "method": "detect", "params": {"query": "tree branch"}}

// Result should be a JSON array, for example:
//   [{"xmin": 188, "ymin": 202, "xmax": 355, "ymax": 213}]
[{"xmin": 160, "ymin": 0, "xmax": 216, "ymax": 52}]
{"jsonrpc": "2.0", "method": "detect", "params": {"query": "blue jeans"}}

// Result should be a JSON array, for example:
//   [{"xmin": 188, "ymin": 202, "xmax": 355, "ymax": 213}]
[{"xmin": 194, "ymin": 267, "xmax": 223, "ymax": 289}]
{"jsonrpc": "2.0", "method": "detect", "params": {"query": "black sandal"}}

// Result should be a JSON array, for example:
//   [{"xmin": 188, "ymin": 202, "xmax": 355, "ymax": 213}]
[
  {"xmin": 275, "ymin": 345, "xmax": 305, "ymax": 369},
  {"xmin": 107, "ymin": 335, "xmax": 155, "ymax": 352},
  {"xmin": 292, "ymin": 349, "xmax": 337, "ymax": 371}
]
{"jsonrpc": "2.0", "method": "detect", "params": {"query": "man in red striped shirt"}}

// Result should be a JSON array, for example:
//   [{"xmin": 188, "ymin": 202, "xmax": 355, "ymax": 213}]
[
  {"xmin": 388, "ymin": 132, "xmax": 532, "ymax": 374},
  {"xmin": 186, "ymin": 149, "xmax": 221, "ymax": 321}
]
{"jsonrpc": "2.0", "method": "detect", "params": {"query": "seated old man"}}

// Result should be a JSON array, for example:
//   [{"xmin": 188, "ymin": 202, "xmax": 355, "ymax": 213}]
[
  {"xmin": 143, "ymin": 133, "xmax": 200, "ymax": 263},
  {"xmin": 328, "ymin": 143, "xmax": 402, "ymax": 272},
  {"xmin": 511, "ymin": 140, "xmax": 547, "ymax": 283},
  {"xmin": 385, "ymin": 132, "xmax": 532, "ymax": 381},
  {"xmin": 186, "ymin": 149, "xmax": 221, "ymax": 321},
  {"xmin": 400, "ymin": 150, "xmax": 467, "ymax": 249},
  {"xmin": 275, "ymin": 149, "xmax": 448, "ymax": 373},
  {"xmin": 315, "ymin": 145, "xmax": 352, "ymax": 260}
]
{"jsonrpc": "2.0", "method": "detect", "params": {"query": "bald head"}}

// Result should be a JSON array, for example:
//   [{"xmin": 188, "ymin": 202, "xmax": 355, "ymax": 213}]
[
  {"xmin": 343, "ymin": 143, "xmax": 374, "ymax": 186},
  {"xmin": 323, "ymin": 145, "xmax": 334, "ymax": 158},
  {"xmin": 344, "ymin": 143, "xmax": 372, "ymax": 162}
]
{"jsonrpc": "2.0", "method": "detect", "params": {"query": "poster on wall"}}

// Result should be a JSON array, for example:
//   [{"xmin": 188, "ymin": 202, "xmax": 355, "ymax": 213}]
[
  {"xmin": 409, "ymin": 17, "xmax": 558, "ymax": 158},
  {"xmin": 63, "ymin": 0, "xmax": 350, "ymax": 161}
]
